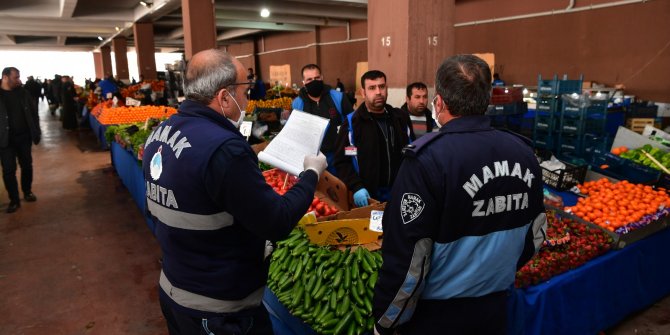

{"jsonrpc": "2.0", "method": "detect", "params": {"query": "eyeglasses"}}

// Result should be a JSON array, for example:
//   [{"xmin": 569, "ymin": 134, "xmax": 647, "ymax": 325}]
[{"xmin": 229, "ymin": 81, "xmax": 255, "ymax": 90}]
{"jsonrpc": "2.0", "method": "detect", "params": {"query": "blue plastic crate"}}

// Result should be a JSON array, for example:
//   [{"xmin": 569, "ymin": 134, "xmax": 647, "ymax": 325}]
[
  {"xmin": 535, "ymin": 114, "xmax": 558, "ymax": 132},
  {"xmin": 561, "ymin": 95, "xmax": 608, "ymax": 119},
  {"xmin": 584, "ymin": 118, "xmax": 608, "ymax": 135},
  {"xmin": 590, "ymin": 152, "xmax": 661, "ymax": 184},
  {"xmin": 533, "ymin": 130, "xmax": 555, "ymax": 150},
  {"xmin": 558, "ymin": 133, "xmax": 582, "ymax": 155},
  {"xmin": 582, "ymin": 134, "xmax": 610, "ymax": 160},
  {"xmin": 487, "ymin": 101, "xmax": 528, "ymax": 116},
  {"xmin": 536, "ymin": 96, "xmax": 561, "ymax": 115},
  {"xmin": 538, "ymin": 74, "xmax": 584, "ymax": 96},
  {"xmin": 560, "ymin": 117, "xmax": 583, "ymax": 134}
]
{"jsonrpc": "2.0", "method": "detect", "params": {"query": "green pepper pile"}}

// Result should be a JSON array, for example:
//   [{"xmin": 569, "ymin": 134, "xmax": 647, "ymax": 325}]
[
  {"xmin": 267, "ymin": 228, "xmax": 383, "ymax": 335},
  {"xmin": 620, "ymin": 144, "xmax": 670, "ymax": 172}
]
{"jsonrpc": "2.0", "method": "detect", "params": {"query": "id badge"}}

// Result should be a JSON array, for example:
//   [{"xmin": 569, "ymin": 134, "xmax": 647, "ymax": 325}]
[{"xmin": 345, "ymin": 146, "xmax": 358, "ymax": 156}]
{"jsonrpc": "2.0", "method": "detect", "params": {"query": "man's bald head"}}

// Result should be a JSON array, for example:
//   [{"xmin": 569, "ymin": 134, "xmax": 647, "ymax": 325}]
[{"xmin": 184, "ymin": 49, "xmax": 239, "ymax": 105}]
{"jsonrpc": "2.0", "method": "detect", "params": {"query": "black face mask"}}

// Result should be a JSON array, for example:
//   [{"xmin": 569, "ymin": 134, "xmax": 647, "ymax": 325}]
[{"xmin": 305, "ymin": 80, "xmax": 324, "ymax": 97}]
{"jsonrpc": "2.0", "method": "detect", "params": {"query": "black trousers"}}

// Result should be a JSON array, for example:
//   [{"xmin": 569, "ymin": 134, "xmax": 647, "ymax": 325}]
[
  {"xmin": 159, "ymin": 293, "xmax": 274, "ymax": 335},
  {"xmin": 398, "ymin": 291, "xmax": 508, "ymax": 335},
  {"xmin": 0, "ymin": 138, "xmax": 33, "ymax": 203}
]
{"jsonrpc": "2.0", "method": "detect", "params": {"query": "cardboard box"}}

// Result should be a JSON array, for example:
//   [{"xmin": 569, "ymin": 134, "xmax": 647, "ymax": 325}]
[{"xmin": 612, "ymin": 126, "xmax": 669, "ymax": 152}]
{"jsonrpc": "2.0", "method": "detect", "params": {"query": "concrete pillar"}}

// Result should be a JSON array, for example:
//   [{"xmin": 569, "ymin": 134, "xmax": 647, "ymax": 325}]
[
  {"xmin": 133, "ymin": 22, "xmax": 157, "ymax": 80},
  {"xmin": 100, "ymin": 46, "xmax": 113, "ymax": 78},
  {"xmin": 367, "ymin": 0, "xmax": 455, "ymax": 107},
  {"xmin": 181, "ymin": 0, "xmax": 216, "ymax": 60},
  {"xmin": 112, "ymin": 37, "xmax": 130, "ymax": 81},
  {"xmin": 93, "ymin": 52, "xmax": 104, "ymax": 79}
]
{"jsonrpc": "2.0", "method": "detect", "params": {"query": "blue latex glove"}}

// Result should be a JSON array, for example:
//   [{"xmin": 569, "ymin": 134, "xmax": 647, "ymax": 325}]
[{"xmin": 353, "ymin": 188, "xmax": 370, "ymax": 207}]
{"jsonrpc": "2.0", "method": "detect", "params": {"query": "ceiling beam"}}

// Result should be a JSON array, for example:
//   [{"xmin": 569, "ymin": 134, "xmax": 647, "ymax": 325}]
[
  {"xmin": 217, "ymin": 29, "xmax": 262, "ymax": 41},
  {"xmin": 0, "ymin": 44, "xmax": 93, "ymax": 52},
  {"xmin": 215, "ymin": 10, "xmax": 348, "ymax": 27},
  {"xmin": 56, "ymin": 36, "xmax": 67, "ymax": 46},
  {"xmin": 215, "ymin": 20, "xmax": 315, "ymax": 32},
  {"xmin": 215, "ymin": 1, "xmax": 367, "ymax": 20},
  {"xmin": 60, "ymin": 0, "xmax": 78, "ymax": 18},
  {"xmin": 0, "ymin": 35, "xmax": 16, "ymax": 45},
  {"xmin": 0, "ymin": 29, "xmax": 111, "ymax": 38}
]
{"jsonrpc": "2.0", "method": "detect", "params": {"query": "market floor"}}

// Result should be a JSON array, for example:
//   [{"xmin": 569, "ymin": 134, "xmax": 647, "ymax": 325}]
[
  {"xmin": 0, "ymin": 100, "xmax": 164, "ymax": 335},
  {"xmin": 1, "ymin": 101, "xmax": 670, "ymax": 335}
]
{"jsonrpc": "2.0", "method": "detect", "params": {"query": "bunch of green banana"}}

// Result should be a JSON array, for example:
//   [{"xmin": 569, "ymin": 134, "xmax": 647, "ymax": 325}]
[{"xmin": 267, "ymin": 228, "xmax": 383, "ymax": 335}]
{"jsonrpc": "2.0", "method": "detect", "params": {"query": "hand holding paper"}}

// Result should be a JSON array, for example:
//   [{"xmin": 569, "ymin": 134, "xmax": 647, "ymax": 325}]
[{"xmin": 258, "ymin": 110, "xmax": 329, "ymax": 176}]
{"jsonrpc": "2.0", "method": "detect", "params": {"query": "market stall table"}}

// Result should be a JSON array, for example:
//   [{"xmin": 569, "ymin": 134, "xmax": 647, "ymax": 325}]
[
  {"xmin": 110, "ymin": 141, "xmax": 154, "ymax": 233},
  {"xmin": 263, "ymin": 217, "xmax": 670, "ymax": 335},
  {"xmin": 89, "ymin": 113, "xmax": 109, "ymax": 150}
]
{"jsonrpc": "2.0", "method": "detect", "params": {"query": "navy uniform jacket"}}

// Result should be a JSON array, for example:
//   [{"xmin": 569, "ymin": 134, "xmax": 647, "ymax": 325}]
[
  {"xmin": 372, "ymin": 115, "xmax": 547, "ymax": 334},
  {"xmin": 142, "ymin": 100, "xmax": 318, "ymax": 317}
]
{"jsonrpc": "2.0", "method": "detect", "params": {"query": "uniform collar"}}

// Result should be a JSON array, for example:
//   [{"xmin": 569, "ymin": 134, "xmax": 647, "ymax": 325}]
[
  {"xmin": 438, "ymin": 115, "xmax": 492, "ymax": 133},
  {"xmin": 178, "ymin": 99, "xmax": 241, "ymax": 134}
]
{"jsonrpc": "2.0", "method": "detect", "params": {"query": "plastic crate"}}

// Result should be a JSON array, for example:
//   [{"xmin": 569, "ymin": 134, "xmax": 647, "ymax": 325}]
[
  {"xmin": 558, "ymin": 133, "xmax": 582, "ymax": 154},
  {"xmin": 582, "ymin": 134, "xmax": 610, "ymax": 160},
  {"xmin": 533, "ymin": 130, "xmax": 556, "ymax": 150},
  {"xmin": 487, "ymin": 101, "xmax": 528, "ymax": 116},
  {"xmin": 626, "ymin": 103, "xmax": 659, "ymax": 118},
  {"xmin": 561, "ymin": 94, "xmax": 608, "ymax": 119},
  {"xmin": 535, "ymin": 114, "xmax": 558, "ymax": 132},
  {"xmin": 540, "ymin": 159, "xmax": 588, "ymax": 191},
  {"xmin": 490, "ymin": 87, "xmax": 524, "ymax": 105},
  {"xmin": 536, "ymin": 96, "xmax": 561, "ymax": 115},
  {"xmin": 538, "ymin": 74, "xmax": 584, "ymax": 96},
  {"xmin": 590, "ymin": 152, "xmax": 661, "ymax": 184}
]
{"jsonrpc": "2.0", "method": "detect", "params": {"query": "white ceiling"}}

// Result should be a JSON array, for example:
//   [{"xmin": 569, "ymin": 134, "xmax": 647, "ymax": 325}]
[{"xmin": 0, "ymin": 0, "xmax": 367, "ymax": 52}]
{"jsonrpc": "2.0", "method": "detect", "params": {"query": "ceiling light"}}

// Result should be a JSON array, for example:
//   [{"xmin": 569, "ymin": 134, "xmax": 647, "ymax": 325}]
[
  {"xmin": 260, "ymin": 8, "xmax": 270, "ymax": 18},
  {"xmin": 97, "ymin": 36, "xmax": 104, "ymax": 41},
  {"xmin": 139, "ymin": 1, "xmax": 152, "ymax": 8},
  {"xmin": 115, "ymin": 26, "xmax": 120, "ymax": 32}
]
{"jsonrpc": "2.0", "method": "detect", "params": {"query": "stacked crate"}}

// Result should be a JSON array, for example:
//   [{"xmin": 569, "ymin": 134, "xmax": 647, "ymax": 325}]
[
  {"xmin": 487, "ymin": 87, "xmax": 529, "ymax": 136},
  {"xmin": 532, "ymin": 74, "xmax": 583, "ymax": 152},
  {"xmin": 557, "ymin": 95, "xmax": 609, "ymax": 159}
]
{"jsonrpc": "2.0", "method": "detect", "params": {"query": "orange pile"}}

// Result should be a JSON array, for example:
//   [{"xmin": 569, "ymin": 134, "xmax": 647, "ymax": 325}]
[
  {"xmin": 97, "ymin": 105, "xmax": 177, "ymax": 125},
  {"xmin": 565, "ymin": 178, "xmax": 670, "ymax": 231},
  {"xmin": 611, "ymin": 146, "xmax": 629, "ymax": 156}
]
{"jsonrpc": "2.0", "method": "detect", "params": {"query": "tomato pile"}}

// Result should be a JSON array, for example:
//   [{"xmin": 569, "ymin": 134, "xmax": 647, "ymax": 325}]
[
  {"xmin": 565, "ymin": 178, "xmax": 670, "ymax": 232},
  {"xmin": 263, "ymin": 169, "xmax": 340, "ymax": 217},
  {"xmin": 515, "ymin": 211, "xmax": 612, "ymax": 288}
]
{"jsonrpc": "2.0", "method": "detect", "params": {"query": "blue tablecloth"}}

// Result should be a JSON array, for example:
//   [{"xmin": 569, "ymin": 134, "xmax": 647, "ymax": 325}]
[
  {"xmin": 110, "ymin": 142, "xmax": 154, "ymax": 233},
  {"xmin": 264, "ymin": 227, "xmax": 670, "ymax": 335},
  {"xmin": 89, "ymin": 114, "xmax": 109, "ymax": 150}
]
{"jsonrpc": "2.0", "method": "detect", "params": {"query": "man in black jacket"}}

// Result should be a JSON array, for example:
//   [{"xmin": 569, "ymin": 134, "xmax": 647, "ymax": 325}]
[
  {"xmin": 333, "ymin": 70, "xmax": 413, "ymax": 207},
  {"xmin": 0, "ymin": 67, "xmax": 41, "ymax": 213}
]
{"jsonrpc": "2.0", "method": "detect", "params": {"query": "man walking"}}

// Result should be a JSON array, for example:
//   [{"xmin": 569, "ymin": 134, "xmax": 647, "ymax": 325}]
[{"xmin": 0, "ymin": 67, "xmax": 41, "ymax": 213}]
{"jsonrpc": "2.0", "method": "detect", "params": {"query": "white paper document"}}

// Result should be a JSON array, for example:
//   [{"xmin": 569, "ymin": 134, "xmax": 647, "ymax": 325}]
[{"xmin": 258, "ymin": 110, "xmax": 329, "ymax": 176}]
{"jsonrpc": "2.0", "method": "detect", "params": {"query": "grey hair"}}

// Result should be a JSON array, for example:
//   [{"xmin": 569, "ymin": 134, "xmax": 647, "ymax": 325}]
[{"xmin": 183, "ymin": 49, "xmax": 238, "ymax": 105}]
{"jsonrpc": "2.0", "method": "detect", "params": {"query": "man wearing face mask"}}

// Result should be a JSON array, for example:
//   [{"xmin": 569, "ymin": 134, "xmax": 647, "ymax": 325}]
[
  {"xmin": 292, "ymin": 64, "xmax": 354, "ymax": 174},
  {"xmin": 333, "ymin": 70, "xmax": 414, "ymax": 208},
  {"xmin": 142, "ymin": 49, "xmax": 327, "ymax": 335},
  {"xmin": 372, "ymin": 55, "xmax": 546, "ymax": 335}
]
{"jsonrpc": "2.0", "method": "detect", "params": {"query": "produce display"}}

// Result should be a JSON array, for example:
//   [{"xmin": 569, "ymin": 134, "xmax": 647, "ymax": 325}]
[
  {"xmin": 262, "ymin": 169, "xmax": 339, "ymax": 218},
  {"xmin": 267, "ymin": 228, "xmax": 382, "ymax": 335},
  {"xmin": 105, "ymin": 118, "xmax": 162, "ymax": 161},
  {"xmin": 96, "ymin": 105, "xmax": 177, "ymax": 125},
  {"xmin": 616, "ymin": 144, "xmax": 670, "ymax": 172},
  {"xmin": 515, "ymin": 211, "xmax": 612, "ymax": 288},
  {"xmin": 246, "ymin": 97, "xmax": 293, "ymax": 113},
  {"xmin": 565, "ymin": 178, "xmax": 670, "ymax": 234},
  {"xmin": 120, "ymin": 80, "xmax": 166, "ymax": 100}
]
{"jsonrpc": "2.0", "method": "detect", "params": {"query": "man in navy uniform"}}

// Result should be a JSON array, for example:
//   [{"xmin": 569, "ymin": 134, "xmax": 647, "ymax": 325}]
[
  {"xmin": 372, "ymin": 55, "xmax": 546, "ymax": 335},
  {"xmin": 142, "ymin": 49, "xmax": 326, "ymax": 335}
]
